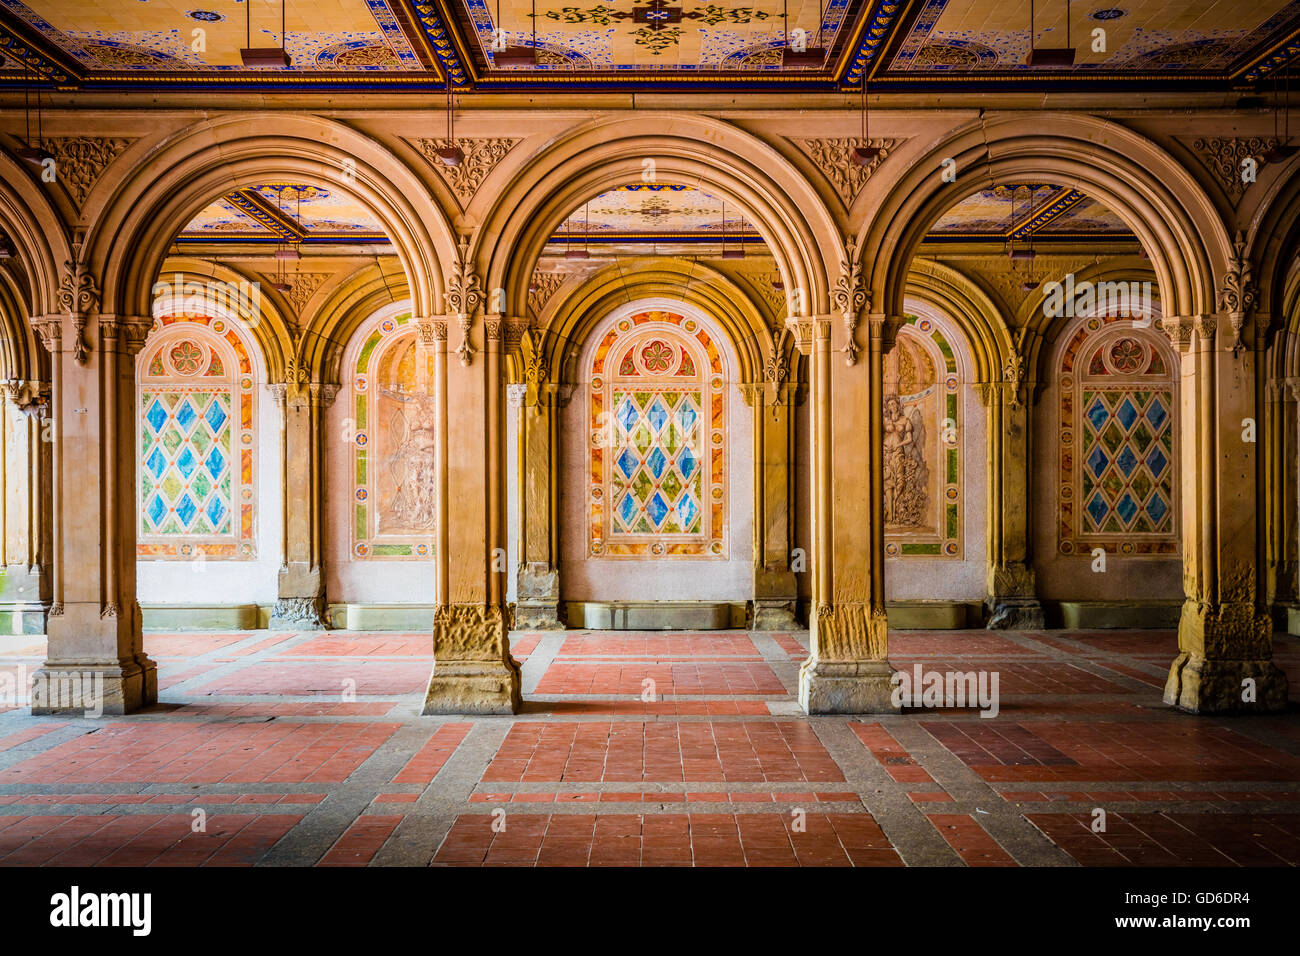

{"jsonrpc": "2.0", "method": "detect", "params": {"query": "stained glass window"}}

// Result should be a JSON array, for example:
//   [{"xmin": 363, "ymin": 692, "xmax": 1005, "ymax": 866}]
[
  {"xmin": 137, "ymin": 315, "xmax": 256, "ymax": 559},
  {"xmin": 1058, "ymin": 318, "xmax": 1177, "ymax": 555},
  {"xmin": 589, "ymin": 310, "xmax": 726, "ymax": 558},
  {"xmin": 348, "ymin": 311, "xmax": 435, "ymax": 560}
]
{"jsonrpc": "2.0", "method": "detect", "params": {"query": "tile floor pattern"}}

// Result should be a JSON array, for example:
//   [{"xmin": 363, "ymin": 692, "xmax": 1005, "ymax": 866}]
[{"xmin": 0, "ymin": 627, "xmax": 1297, "ymax": 866}]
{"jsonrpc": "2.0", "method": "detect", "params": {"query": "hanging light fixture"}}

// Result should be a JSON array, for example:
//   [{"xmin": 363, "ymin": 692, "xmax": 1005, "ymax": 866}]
[
  {"xmin": 781, "ymin": 0, "xmax": 826, "ymax": 67},
  {"xmin": 720, "ymin": 198, "xmax": 745, "ymax": 259},
  {"xmin": 493, "ymin": 0, "xmax": 538, "ymax": 67},
  {"xmin": 240, "ymin": 0, "xmax": 292, "ymax": 67},
  {"xmin": 435, "ymin": 86, "xmax": 464, "ymax": 167},
  {"xmin": 565, "ymin": 201, "xmax": 590, "ymax": 259},
  {"xmin": 1262, "ymin": 64, "xmax": 1297, "ymax": 162},
  {"xmin": 1027, "ymin": 0, "xmax": 1075, "ymax": 68},
  {"xmin": 1008, "ymin": 186, "xmax": 1036, "ymax": 262},
  {"xmin": 851, "ymin": 82, "xmax": 881, "ymax": 166},
  {"xmin": 15, "ymin": 60, "xmax": 52, "ymax": 166}
]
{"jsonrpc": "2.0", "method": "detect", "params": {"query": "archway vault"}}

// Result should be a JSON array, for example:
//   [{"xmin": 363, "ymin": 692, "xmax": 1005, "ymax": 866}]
[
  {"xmin": 83, "ymin": 113, "xmax": 455, "ymax": 322},
  {"xmin": 476, "ymin": 113, "xmax": 842, "ymax": 325},
  {"xmin": 526, "ymin": 258, "xmax": 773, "ymax": 387},
  {"xmin": 862, "ymin": 113, "xmax": 1230, "ymax": 325}
]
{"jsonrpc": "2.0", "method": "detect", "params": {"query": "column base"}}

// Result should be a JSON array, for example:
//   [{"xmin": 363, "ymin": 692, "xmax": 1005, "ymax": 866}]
[
  {"xmin": 269, "ymin": 596, "xmax": 326, "ymax": 631},
  {"xmin": 513, "ymin": 601, "xmax": 565, "ymax": 631},
  {"xmin": 752, "ymin": 600, "xmax": 799, "ymax": 631},
  {"xmin": 1164, "ymin": 652, "xmax": 1289, "ymax": 714},
  {"xmin": 798, "ymin": 660, "xmax": 900, "ymax": 714},
  {"xmin": 421, "ymin": 603, "xmax": 521, "ymax": 715},
  {"xmin": 985, "ymin": 599, "xmax": 1045, "ymax": 630},
  {"xmin": 29, "ymin": 657, "xmax": 157, "ymax": 716}
]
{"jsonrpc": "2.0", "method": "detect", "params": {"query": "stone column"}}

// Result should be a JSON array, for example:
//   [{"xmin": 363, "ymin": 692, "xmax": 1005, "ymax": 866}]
[
  {"xmin": 268, "ymin": 378, "xmax": 338, "ymax": 630},
  {"xmin": 0, "ymin": 380, "xmax": 51, "ymax": 633},
  {"xmin": 31, "ymin": 311, "xmax": 157, "ymax": 714},
  {"xmin": 421, "ymin": 297, "xmax": 521, "ymax": 714},
  {"xmin": 1161, "ymin": 293, "xmax": 1288, "ymax": 711},
  {"xmin": 979, "ymin": 372, "xmax": 1045, "ymax": 629},
  {"xmin": 511, "ymin": 329, "xmax": 564, "ymax": 629},
  {"xmin": 1264, "ymin": 378, "xmax": 1298, "ymax": 618},
  {"xmin": 788, "ymin": 305, "xmax": 897, "ymax": 714},
  {"xmin": 746, "ymin": 345, "xmax": 801, "ymax": 629}
]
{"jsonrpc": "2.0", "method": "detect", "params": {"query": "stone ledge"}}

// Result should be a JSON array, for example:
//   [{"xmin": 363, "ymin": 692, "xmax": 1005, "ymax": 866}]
[
  {"xmin": 1053, "ymin": 600, "xmax": 1183, "ymax": 629},
  {"xmin": 886, "ymin": 601, "xmax": 980, "ymax": 630},
  {"xmin": 335, "ymin": 604, "xmax": 436, "ymax": 631},
  {"xmin": 567, "ymin": 601, "xmax": 744, "ymax": 631},
  {"xmin": 141, "ymin": 604, "xmax": 264, "ymax": 631}
]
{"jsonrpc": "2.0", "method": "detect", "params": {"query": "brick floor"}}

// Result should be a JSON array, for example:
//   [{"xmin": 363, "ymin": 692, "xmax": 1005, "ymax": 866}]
[{"xmin": 0, "ymin": 626, "xmax": 1295, "ymax": 867}]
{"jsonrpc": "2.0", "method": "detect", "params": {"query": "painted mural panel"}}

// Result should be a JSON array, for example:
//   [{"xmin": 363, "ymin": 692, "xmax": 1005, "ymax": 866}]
[
  {"xmin": 884, "ymin": 315, "xmax": 961, "ymax": 558},
  {"xmin": 350, "ymin": 312, "xmax": 436, "ymax": 559},
  {"xmin": 588, "ymin": 310, "xmax": 726, "ymax": 558},
  {"xmin": 1058, "ymin": 317, "xmax": 1177, "ymax": 555},
  {"xmin": 137, "ymin": 315, "xmax": 256, "ymax": 560}
]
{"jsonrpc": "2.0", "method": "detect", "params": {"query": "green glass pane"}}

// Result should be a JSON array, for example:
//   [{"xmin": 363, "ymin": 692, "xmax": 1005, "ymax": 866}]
[
  {"xmin": 660, "ymin": 470, "xmax": 683, "ymax": 502},
  {"xmin": 192, "ymin": 471, "xmax": 212, "ymax": 501},
  {"xmin": 191, "ymin": 428, "xmax": 212, "ymax": 454}
]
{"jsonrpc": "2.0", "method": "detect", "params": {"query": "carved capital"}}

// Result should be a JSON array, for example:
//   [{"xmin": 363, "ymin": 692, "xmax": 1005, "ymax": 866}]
[
  {"xmin": 1161, "ymin": 315, "xmax": 1197, "ymax": 353},
  {"xmin": 1, "ymin": 379, "xmax": 49, "ymax": 416},
  {"xmin": 30, "ymin": 315, "xmax": 63, "ymax": 354},
  {"xmin": 418, "ymin": 318, "xmax": 449, "ymax": 345},
  {"xmin": 56, "ymin": 248, "xmax": 100, "ymax": 366},
  {"xmin": 832, "ymin": 237, "xmax": 868, "ymax": 366},
  {"xmin": 1218, "ymin": 230, "xmax": 1257, "ymax": 353},
  {"xmin": 444, "ymin": 234, "xmax": 483, "ymax": 318}
]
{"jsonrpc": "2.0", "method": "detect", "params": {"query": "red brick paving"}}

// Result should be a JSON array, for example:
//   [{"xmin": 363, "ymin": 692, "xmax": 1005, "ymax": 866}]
[
  {"xmin": 556, "ymin": 634, "xmax": 759, "ymax": 658},
  {"xmin": 927, "ymin": 813, "xmax": 1017, "ymax": 866},
  {"xmin": 193, "ymin": 662, "xmax": 428, "ymax": 696},
  {"xmin": 534, "ymin": 661, "xmax": 785, "ymax": 695},
  {"xmin": 274, "ymin": 634, "xmax": 432, "ymax": 658},
  {"xmin": 850, "ymin": 723, "xmax": 937, "ymax": 784},
  {"xmin": 318, "ymin": 815, "xmax": 403, "ymax": 866},
  {"xmin": 1026, "ymin": 812, "xmax": 1300, "ymax": 866},
  {"xmin": 392, "ymin": 722, "xmax": 472, "ymax": 783}
]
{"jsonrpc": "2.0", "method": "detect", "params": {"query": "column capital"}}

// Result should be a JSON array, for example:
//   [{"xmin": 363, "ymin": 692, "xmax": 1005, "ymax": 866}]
[
  {"xmin": 97, "ymin": 315, "xmax": 154, "ymax": 357},
  {"xmin": 1286, "ymin": 377, "xmax": 1300, "ymax": 403},
  {"xmin": 0, "ymin": 378, "xmax": 49, "ymax": 416},
  {"xmin": 783, "ymin": 314, "xmax": 834, "ymax": 355},
  {"xmin": 417, "ymin": 317, "xmax": 449, "ymax": 344},
  {"xmin": 1160, "ymin": 314, "xmax": 1217, "ymax": 353}
]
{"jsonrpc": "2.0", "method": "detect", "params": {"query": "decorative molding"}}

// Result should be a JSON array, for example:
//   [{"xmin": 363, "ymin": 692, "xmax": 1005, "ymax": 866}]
[
  {"xmin": 832, "ymin": 237, "xmax": 867, "ymax": 366},
  {"xmin": 47, "ymin": 137, "xmax": 134, "ymax": 208},
  {"xmin": 280, "ymin": 272, "xmax": 332, "ymax": 318},
  {"xmin": 1160, "ymin": 315, "xmax": 1196, "ymax": 353},
  {"xmin": 1218, "ymin": 230, "xmax": 1257, "ymax": 353},
  {"xmin": 1184, "ymin": 137, "xmax": 1279, "ymax": 203},
  {"xmin": 795, "ymin": 137, "xmax": 900, "ymax": 206},
  {"xmin": 764, "ymin": 327, "xmax": 791, "ymax": 388},
  {"xmin": 445, "ymin": 235, "xmax": 483, "ymax": 366},
  {"xmin": 56, "ymin": 242, "xmax": 100, "ymax": 366},
  {"xmin": 412, "ymin": 137, "xmax": 520, "ymax": 206},
  {"xmin": 527, "ymin": 270, "xmax": 565, "ymax": 319},
  {"xmin": 0, "ymin": 379, "xmax": 48, "ymax": 416},
  {"xmin": 1002, "ymin": 327, "xmax": 1029, "ymax": 409}
]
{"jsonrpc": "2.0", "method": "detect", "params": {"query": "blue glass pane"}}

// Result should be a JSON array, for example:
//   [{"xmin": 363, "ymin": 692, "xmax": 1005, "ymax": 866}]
[
  {"xmin": 1116, "ymin": 397, "xmax": 1139, "ymax": 429},
  {"xmin": 1085, "ymin": 493, "xmax": 1109, "ymax": 527},
  {"xmin": 646, "ymin": 492, "xmax": 669, "ymax": 526},
  {"xmin": 617, "ymin": 493, "xmax": 637, "ymax": 526},
  {"xmin": 677, "ymin": 496, "xmax": 699, "ymax": 528},
  {"xmin": 145, "ymin": 447, "xmax": 167, "ymax": 480},
  {"xmin": 146, "ymin": 494, "xmax": 166, "ymax": 528},
  {"xmin": 1085, "ymin": 397, "xmax": 1109, "ymax": 431},
  {"xmin": 1146, "ymin": 447, "xmax": 1168, "ymax": 478},
  {"xmin": 204, "ymin": 400, "xmax": 228, "ymax": 433},
  {"xmin": 616, "ymin": 447, "xmax": 640, "ymax": 480},
  {"xmin": 175, "ymin": 494, "xmax": 198, "ymax": 527},
  {"xmin": 1115, "ymin": 446, "xmax": 1138, "ymax": 477},
  {"xmin": 1145, "ymin": 399, "xmax": 1167, "ymax": 431},
  {"xmin": 176, "ymin": 447, "xmax": 198, "ymax": 479},
  {"xmin": 1086, "ymin": 446, "xmax": 1109, "ymax": 479},
  {"xmin": 204, "ymin": 446, "xmax": 226, "ymax": 480},
  {"xmin": 145, "ymin": 399, "xmax": 167, "ymax": 433},
  {"xmin": 646, "ymin": 398, "xmax": 669, "ymax": 432},
  {"xmin": 175, "ymin": 399, "xmax": 198, "ymax": 432},
  {"xmin": 1116, "ymin": 493, "xmax": 1138, "ymax": 524},
  {"xmin": 678, "ymin": 446, "xmax": 697, "ymax": 480},
  {"xmin": 616, "ymin": 397, "xmax": 639, "ymax": 433},
  {"xmin": 647, "ymin": 447, "xmax": 668, "ymax": 479},
  {"xmin": 1146, "ymin": 493, "xmax": 1169, "ymax": 525},
  {"xmin": 676, "ymin": 404, "xmax": 698, "ymax": 433},
  {"xmin": 205, "ymin": 497, "xmax": 227, "ymax": 528}
]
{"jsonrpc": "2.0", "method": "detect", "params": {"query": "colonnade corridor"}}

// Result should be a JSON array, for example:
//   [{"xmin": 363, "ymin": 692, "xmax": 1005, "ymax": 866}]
[{"xmin": 2, "ymin": 623, "xmax": 1298, "ymax": 867}]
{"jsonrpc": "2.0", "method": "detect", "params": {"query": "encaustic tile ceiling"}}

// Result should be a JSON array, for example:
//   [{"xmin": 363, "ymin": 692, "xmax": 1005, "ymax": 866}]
[
  {"xmin": 1, "ymin": 0, "xmax": 1297, "ymax": 91},
  {"xmin": 175, "ymin": 180, "xmax": 1134, "ymax": 247}
]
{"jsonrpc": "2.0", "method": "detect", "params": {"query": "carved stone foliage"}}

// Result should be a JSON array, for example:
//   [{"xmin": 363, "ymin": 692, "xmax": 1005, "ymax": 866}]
[
  {"xmin": 47, "ymin": 137, "xmax": 134, "ymax": 208},
  {"xmin": 1183, "ymin": 136, "xmax": 1279, "ymax": 203},
  {"xmin": 57, "ymin": 249, "xmax": 100, "ymax": 366},
  {"xmin": 280, "ymin": 272, "xmax": 332, "ymax": 318},
  {"xmin": 527, "ymin": 270, "xmax": 565, "ymax": 319},
  {"xmin": 412, "ymin": 137, "xmax": 520, "ymax": 206},
  {"xmin": 795, "ymin": 137, "xmax": 900, "ymax": 206},
  {"xmin": 1219, "ymin": 230, "xmax": 1257, "ymax": 352},
  {"xmin": 832, "ymin": 237, "xmax": 867, "ymax": 366}
]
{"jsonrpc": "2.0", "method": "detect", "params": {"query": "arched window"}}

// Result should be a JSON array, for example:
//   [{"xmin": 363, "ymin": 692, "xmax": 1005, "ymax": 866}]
[
  {"xmin": 588, "ymin": 309, "xmax": 726, "ymax": 558},
  {"xmin": 1057, "ymin": 318, "xmax": 1177, "ymax": 555},
  {"xmin": 138, "ymin": 314, "xmax": 256, "ymax": 559},
  {"xmin": 348, "ymin": 310, "xmax": 435, "ymax": 560},
  {"xmin": 884, "ymin": 314, "xmax": 964, "ymax": 558}
]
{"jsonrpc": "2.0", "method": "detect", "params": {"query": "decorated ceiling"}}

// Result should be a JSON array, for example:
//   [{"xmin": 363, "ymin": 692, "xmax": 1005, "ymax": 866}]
[
  {"xmin": 927, "ymin": 185, "xmax": 1132, "ymax": 240},
  {"xmin": 550, "ymin": 184, "xmax": 762, "ymax": 244},
  {"xmin": 1, "ymin": 0, "xmax": 1296, "ymax": 90},
  {"xmin": 177, "ymin": 182, "xmax": 388, "ymax": 243}
]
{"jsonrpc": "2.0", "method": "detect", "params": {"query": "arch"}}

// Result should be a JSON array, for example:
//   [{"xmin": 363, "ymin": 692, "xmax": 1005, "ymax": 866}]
[
  {"xmin": 1246, "ymin": 152, "xmax": 1300, "ymax": 326},
  {"xmin": 534, "ymin": 258, "xmax": 772, "ymax": 388},
  {"xmin": 306, "ymin": 261, "xmax": 412, "ymax": 388},
  {"xmin": 862, "ymin": 114, "xmax": 1229, "ymax": 326},
  {"xmin": 0, "ymin": 151, "xmax": 68, "ymax": 318},
  {"xmin": 0, "ymin": 268, "xmax": 43, "ymax": 383},
  {"xmin": 905, "ymin": 258, "xmax": 1011, "ymax": 384},
  {"xmin": 477, "ymin": 114, "xmax": 842, "ymax": 323},
  {"xmin": 84, "ymin": 113, "xmax": 455, "ymax": 321}
]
